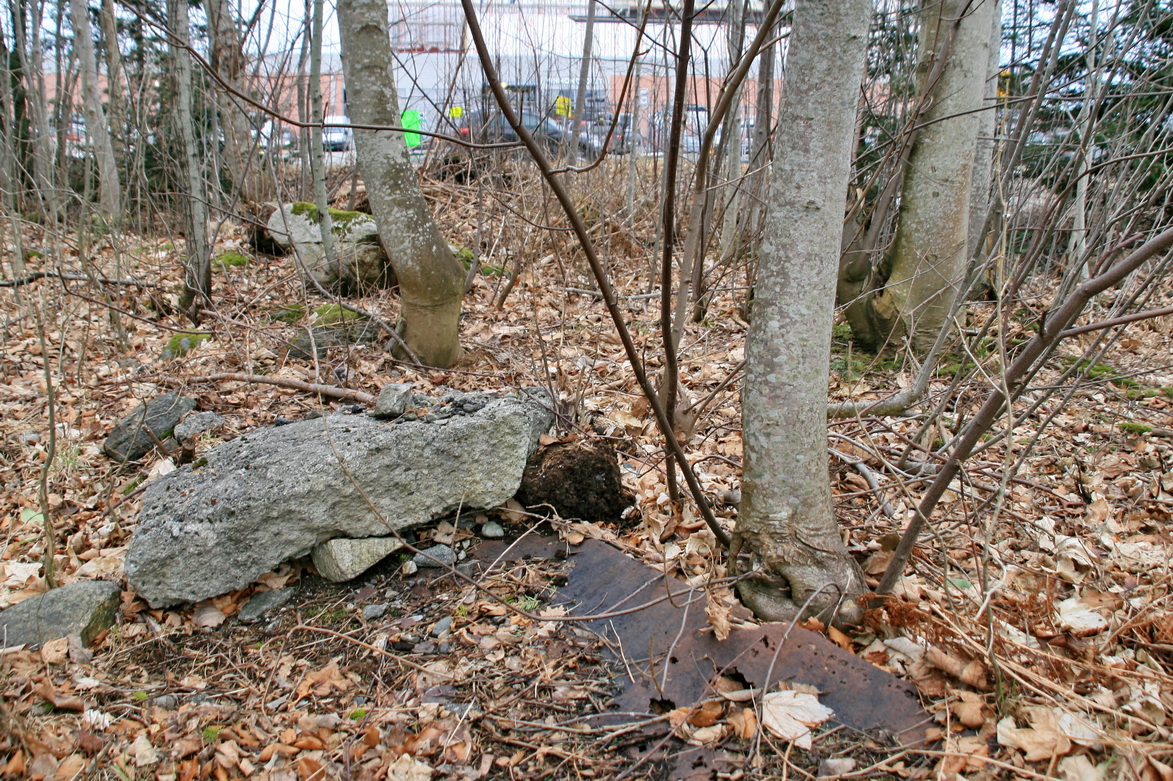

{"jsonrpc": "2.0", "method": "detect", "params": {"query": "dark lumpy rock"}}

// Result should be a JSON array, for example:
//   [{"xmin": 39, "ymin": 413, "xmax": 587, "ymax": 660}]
[
  {"xmin": 517, "ymin": 438, "xmax": 635, "ymax": 524},
  {"xmin": 103, "ymin": 393, "xmax": 196, "ymax": 462}
]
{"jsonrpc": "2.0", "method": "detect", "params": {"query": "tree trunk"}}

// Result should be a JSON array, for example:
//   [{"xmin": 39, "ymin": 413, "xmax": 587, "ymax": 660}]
[
  {"xmin": 734, "ymin": 0, "xmax": 870, "ymax": 626},
  {"xmin": 967, "ymin": 0, "xmax": 1003, "ymax": 268},
  {"xmin": 337, "ymin": 0, "xmax": 465, "ymax": 368},
  {"xmin": 170, "ymin": 0, "xmax": 211, "ymax": 321},
  {"xmin": 207, "ymin": 0, "xmax": 256, "ymax": 202},
  {"xmin": 308, "ymin": 0, "xmax": 338, "ymax": 269},
  {"xmin": 570, "ymin": 0, "xmax": 596, "ymax": 162},
  {"xmin": 850, "ymin": 0, "xmax": 998, "ymax": 351},
  {"xmin": 68, "ymin": 0, "xmax": 121, "ymax": 222},
  {"xmin": 11, "ymin": 0, "xmax": 59, "ymax": 219}
]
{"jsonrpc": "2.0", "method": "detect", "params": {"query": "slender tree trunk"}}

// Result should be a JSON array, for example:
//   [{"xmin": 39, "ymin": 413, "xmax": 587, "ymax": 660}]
[
  {"xmin": 712, "ymin": 0, "xmax": 748, "ymax": 316},
  {"xmin": 734, "ymin": 0, "xmax": 870, "ymax": 626},
  {"xmin": 11, "ymin": 0, "xmax": 58, "ymax": 219},
  {"xmin": 853, "ymin": 0, "xmax": 999, "ymax": 351},
  {"xmin": 570, "ymin": 0, "xmax": 596, "ymax": 161},
  {"xmin": 207, "ymin": 0, "xmax": 256, "ymax": 202},
  {"xmin": 98, "ymin": 0, "xmax": 122, "ymax": 162},
  {"xmin": 68, "ymin": 0, "xmax": 120, "ymax": 222},
  {"xmin": 739, "ymin": 32, "xmax": 775, "ymax": 260},
  {"xmin": 967, "ymin": 0, "xmax": 1003, "ymax": 267},
  {"xmin": 308, "ymin": 0, "xmax": 337, "ymax": 268},
  {"xmin": 170, "ymin": 0, "xmax": 211, "ymax": 321},
  {"xmin": 337, "ymin": 0, "xmax": 465, "ymax": 368},
  {"xmin": 1066, "ymin": 0, "xmax": 1101, "ymax": 281}
]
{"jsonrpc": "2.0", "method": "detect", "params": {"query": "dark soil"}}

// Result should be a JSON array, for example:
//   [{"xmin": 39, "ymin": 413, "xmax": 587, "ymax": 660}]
[{"xmin": 517, "ymin": 438, "xmax": 634, "ymax": 524}]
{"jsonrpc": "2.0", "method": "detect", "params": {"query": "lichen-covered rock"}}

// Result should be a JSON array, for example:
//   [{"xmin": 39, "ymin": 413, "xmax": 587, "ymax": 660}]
[
  {"xmin": 174, "ymin": 411, "xmax": 225, "ymax": 445},
  {"xmin": 126, "ymin": 390, "xmax": 554, "ymax": 606},
  {"xmin": 103, "ymin": 393, "xmax": 197, "ymax": 462},
  {"xmin": 371, "ymin": 383, "xmax": 419, "ymax": 419},
  {"xmin": 160, "ymin": 331, "xmax": 212, "ymax": 361},
  {"xmin": 312, "ymin": 536, "xmax": 404, "ymax": 582},
  {"xmin": 0, "ymin": 581, "xmax": 121, "ymax": 648},
  {"xmin": 266, "ymin": 202, "xmax": 395, "ymax": 294},
  {"xmin": 286, "ymin": 322, "xmax": 382, "ymax": 361}
]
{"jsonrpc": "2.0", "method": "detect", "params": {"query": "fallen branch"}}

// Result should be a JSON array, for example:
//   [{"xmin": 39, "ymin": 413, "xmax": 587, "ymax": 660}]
[
  {"xmin": 0, "ymin": 270, "xmax": 158, "ymax": 288},
  {"xmin": 175, "ymin": 372, "xmax": 376, "ymax": 404}
]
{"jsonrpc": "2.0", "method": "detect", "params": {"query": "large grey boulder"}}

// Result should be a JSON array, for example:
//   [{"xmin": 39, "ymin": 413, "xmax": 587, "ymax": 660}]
[
  {"xmin": 126, "ymin": 390, "xmax": 554, "ymax": 606},
  {"xmin": 266, "ymin": 203, "xmax": 394, "ymax": 293},
  {"xmin": 103, "ymin": 393, "xmax": 197, "ymax": 462},
  {"xmin": 0, "ymin": 581, "xmax": 121, "ymax": 649}
]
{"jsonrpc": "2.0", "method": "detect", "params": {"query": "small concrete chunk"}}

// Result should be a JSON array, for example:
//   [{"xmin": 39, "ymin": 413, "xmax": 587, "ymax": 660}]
[
  {"xmin": 480, "ymin": 521, "xmax": 505, "ymax": 539},
  {"xmin": 0, "ymin": 581, "xmax": 120, "ymax": 649},
  {"xmin": 174, "ymin": 411, "xmax": 225, "ymax": 444},
  {"xmin": 431, "ymin": 616, "xmax": 453, "ymax": 637},
  {"xmin": 370, "ymin": 384, "xmax": 417, "ymax": 419},
  {"xmin": 238, "ymin": 588, "xmax": 293, "ymax": 623},
  {"xmin": 312, "ymin": 536, "xmax": 405, "ymax": 582},
  {"xmin": 361, "ymin": 604, "xmax": 387, "ymax": 621},
  {"xmin": 103, "ymin": 393, "xmax": 196, "ymax": 462},
  {"xmin": 414, "ymin": 544, "xmax": 456, "ymax": 569}
]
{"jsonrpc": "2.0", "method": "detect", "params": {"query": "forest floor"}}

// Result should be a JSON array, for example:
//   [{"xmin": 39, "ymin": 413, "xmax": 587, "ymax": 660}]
[{"xmin": 3, "ymin": 167, "xmax": 1173, "ymax": 779}]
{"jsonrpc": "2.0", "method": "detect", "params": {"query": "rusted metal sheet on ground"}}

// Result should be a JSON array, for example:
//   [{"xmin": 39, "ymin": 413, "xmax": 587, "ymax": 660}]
[{"xmin": 476, "ymin": 536, "xmax": 931, "ymax": 748}]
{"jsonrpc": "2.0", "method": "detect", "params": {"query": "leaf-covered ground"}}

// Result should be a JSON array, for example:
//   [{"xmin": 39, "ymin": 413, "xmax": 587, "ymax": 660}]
[{"xmin": 3, "ymin": 166, "xmax": 1173, "ymax": 779}]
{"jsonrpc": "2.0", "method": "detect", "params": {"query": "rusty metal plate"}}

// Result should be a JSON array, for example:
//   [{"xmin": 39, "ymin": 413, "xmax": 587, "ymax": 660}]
[{"xmin": 478, "ymin": 537, "xmax": 930, "ymax": 747}]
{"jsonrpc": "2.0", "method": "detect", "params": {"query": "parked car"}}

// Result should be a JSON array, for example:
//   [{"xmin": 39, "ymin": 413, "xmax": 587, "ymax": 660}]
[
  {"xmin": 584, "ymin": 113, "xmax": 634, "ymax": 156},
  {"xmin": 322, "ymin": 116, "xmax": 353, "ymax": 152}
]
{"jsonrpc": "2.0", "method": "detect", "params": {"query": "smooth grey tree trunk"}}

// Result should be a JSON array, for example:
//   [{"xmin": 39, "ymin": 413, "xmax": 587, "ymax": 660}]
[
  {"xmin": 11, "ymin": 0, "xmax": 59, "ymax": 219},
  {"xmin": 967, "ymin": 0, "xmax": 1003, "ymax": 267},
  {"xmin": 170, "ymin": 0, "xmax": 211, "ymax": 321},
  {"xmin": 861, "ymin": 0, "xmax": 999, "ymax": 351},
  {"xmin": 308, "ymin": 0, "xmax": 338, "ymax": 267},
  {"xmin": 734, "ymin": 0, "xmax": 870, "ymax": 625},
  {"xmin": 207, "ymin": 0, "xmax": 256, "ymax": 202},
  {"xmin": 570, "ymin": 0, "xmax": 597, "ymax": 161},
  {"xmin": 337, "ymin": 0, "xmax": 465, "ymax": 368},
  {"xmin": 68, "ymin": 0, "xmax": 121, "ymax": 222}
]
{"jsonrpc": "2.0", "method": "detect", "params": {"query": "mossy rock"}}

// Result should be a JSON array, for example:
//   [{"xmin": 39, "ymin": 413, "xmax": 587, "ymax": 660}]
[
  {"xmin": 289, "ymin": 202, "xmax": 370, "ymax": 232},
  {"xmin": 161, "ymin": 331, "xmax": 212, "ymax": 360},
  {"xmin": 214, "ymin": 251, "xmax": 250, "ymax": 270},
  {"xmin": 313, "ymin": 303, "xmax": 369, "ymax": 326},
  {"xmin": 286, "ymin": 322, "xmax": 380, "ymax": 361},
  {"xmin": 452, "ymin": 245, "xmax": 476, "ymax": 269},
  {"xmin": 1119, "ymin": 422, "xmax": 1153, "ymax": 435},
  {"xmin": 271, "ymin": 304, "xmax": 306, "ymax": 324}
]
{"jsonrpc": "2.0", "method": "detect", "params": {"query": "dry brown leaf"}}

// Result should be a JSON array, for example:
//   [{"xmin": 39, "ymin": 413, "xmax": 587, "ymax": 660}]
[
  {"xmin": 950, "ymin": 690, "xmax": 987, "ymax": 728},
  {"xmin": 193, "ymin": 601, "xmax": 227, "ymax": 628},
  {"xmin": 727, "ymin": 707, "xmax": 757, "ymax": 739},
  {"xmin": 387, "ymin": 753, "xmax": 434, "ymax": 780},
  {"xmin": 760, "ymin": 690, "xmax": 834, "ymax": 750},
  {"xmin": 131, "ymin": 732, "xmax": 158, "ymax": 767},
  {"xmin": 997, "ymin": 709, "xmax": 1073, "ymax": 762},
  {"xmin": 687, "ymin": 700, "xmax": 725, "ymax": 728},
  {"xmin": 926, "ymin": 646, "xmax": 989, "ymax": 691},
  {"xmin": 827, "ymin": 624, "xmax": 852, "ymax": 650},
  {"xmin": 705, "ymin": 591, "xmax": 733, "ymax": 642},
  {"xmin": 39, "ymin": 636, "xmax": 70, "ymax": 666}
]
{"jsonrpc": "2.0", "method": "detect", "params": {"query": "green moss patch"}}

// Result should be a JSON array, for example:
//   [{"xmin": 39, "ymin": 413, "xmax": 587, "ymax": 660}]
[
  {"xmin": 213, "ymin": 251, "xmax": 250, "ymax": 270},
  {"xmin": 160, "ymin": 331, "xmax": 212, "ymax": 360},
  {"xmin": 271, "ymin": 304, "xmax": 306, "ymax": 324},
  {"xmin": 313, "ymin": 303, "xmax": 368, "ymax": 326},
  {"xmin": 290, "ymin": 202, "xmax": 369, "ymax": 230},
  {"xmin": 453, "ymin": 245, "xmax": 476, "ymax": 269},
  {"xmin": 1119, "ymin": 422, "xmax": 1153, "ymax": 435}
]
